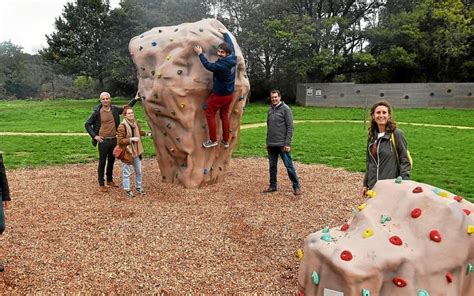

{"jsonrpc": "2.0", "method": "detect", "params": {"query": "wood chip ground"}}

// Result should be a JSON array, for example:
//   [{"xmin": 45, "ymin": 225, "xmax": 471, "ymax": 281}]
[{"xmin": 0, "ymin": 157, "xmax": 364, "ymax": 294}]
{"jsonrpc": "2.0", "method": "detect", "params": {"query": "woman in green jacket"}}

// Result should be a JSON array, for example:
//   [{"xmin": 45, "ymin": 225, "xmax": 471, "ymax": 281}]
[{"xmin": 362, "ymin": 101, "xmax": 411, "ymax": 196}]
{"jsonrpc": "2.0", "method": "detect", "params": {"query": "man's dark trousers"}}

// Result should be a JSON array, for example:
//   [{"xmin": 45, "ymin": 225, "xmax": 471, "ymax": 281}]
[
  {"xmin": 267, "ymin": 146, "xmax": 300, "ymax": 190},
  {"xmin": 98, "ymin": 138, "xmax": 117, "ymax": 186}
]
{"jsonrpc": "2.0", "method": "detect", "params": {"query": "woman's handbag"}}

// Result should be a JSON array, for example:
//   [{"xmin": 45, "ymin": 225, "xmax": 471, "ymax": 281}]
[{"xmin": 113, "ymin": 145, "xmax": 132, "ymax": 164}]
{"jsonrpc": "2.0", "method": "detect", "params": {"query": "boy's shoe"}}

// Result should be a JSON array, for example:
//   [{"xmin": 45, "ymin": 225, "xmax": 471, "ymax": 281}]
[
  {"xmin": 293, "ymin": 188, "xmax": 302, "ymax": 196},
  {"xmin": 0, "ymin": 260, "xmax": 4, "ymax": 272},
  {"xmin": 202, "ymin": 140, "xmax": 218, "ymax": 148},
  {"xmin": 137, "ymin": 188, "xmax": 145, "ymax": 195},
  {"xmin": 125, "ymin": 190, "xmax": 135, "ymax": 198},
  {"xmin": 221, "ymin": 140, "xmax": 230, "ymax": 149},
  {"xmin": 99, "ymin": 186, "xmax": 108, "ymax": 193}
]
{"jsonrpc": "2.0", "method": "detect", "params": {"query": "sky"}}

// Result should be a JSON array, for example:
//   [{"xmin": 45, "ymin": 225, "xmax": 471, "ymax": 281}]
[{"xmin": 0, "ymin": 0, "xmax": 120, "ymax": 54}]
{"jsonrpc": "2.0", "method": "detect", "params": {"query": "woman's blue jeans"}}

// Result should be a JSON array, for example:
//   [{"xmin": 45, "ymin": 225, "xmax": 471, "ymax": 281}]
[
  {"xmin": 267, "ymin": 146, "xmax": 300, "ymax": 190},
  {"xmin": 122, "ymin": 156, "xmax": 142, "ymax": 191}
]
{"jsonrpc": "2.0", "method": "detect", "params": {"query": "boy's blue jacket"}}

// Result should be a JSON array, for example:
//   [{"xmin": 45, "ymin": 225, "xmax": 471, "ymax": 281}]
[{"xmin": 198, "ymin": 32, "xmax": 237, "ymax": 96}]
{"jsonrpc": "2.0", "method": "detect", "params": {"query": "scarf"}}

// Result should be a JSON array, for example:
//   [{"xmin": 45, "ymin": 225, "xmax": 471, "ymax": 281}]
[{"xmin": 122, "ymin": 119, "xmax": 144, "ymax": 157}]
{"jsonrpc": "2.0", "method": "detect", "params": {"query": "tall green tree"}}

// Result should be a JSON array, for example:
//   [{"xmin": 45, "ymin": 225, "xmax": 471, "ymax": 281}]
[{"xmin": 41, "ymin": 0, "xmax": 112, "ymax": 87}]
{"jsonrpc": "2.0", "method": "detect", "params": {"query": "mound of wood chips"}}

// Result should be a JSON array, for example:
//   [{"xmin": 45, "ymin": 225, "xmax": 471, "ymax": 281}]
[{"xmin": 0, "ymin": 157, "xmax": 364, "ymax": 293}]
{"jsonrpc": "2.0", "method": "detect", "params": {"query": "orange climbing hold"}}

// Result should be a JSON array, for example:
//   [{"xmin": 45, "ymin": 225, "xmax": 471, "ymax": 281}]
[
  {"xmin": 412, "ymin": 186, "xmax": 423, "ymax": 193},
  {"xmin": 340, "ymin": 250, "xmax": 353, "ymax": 261},
  {"xmin": 389, "ymin": 236, "xmax": 403, "ymax": 246},
  {"xmin": 411, "ymin": 208, "xmax": 422, "ymax": 218},
  {"xmin": 430, "ymin": 230, "xmax": 442, "ymax": 242},
  {"xmin": 392, "ymin": 277, "xmax": 407, "ymax": 287}
]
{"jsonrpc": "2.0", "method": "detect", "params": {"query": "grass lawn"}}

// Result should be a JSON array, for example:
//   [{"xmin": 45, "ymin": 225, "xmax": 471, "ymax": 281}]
[{"xmin": 1, "ymin": 99, "xmax": 473, "ymax": 200}]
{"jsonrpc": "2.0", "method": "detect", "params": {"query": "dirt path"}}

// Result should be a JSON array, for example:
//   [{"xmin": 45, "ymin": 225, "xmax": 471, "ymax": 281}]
[{"xmin": 1, "ymin": 120, "xmax": 473, "ymax": 136}]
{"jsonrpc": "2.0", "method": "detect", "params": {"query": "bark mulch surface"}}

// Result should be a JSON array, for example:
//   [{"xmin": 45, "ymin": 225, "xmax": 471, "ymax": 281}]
[{"xmin": 0, "ymin": 157, "xmax": 364, "ymax": 294}]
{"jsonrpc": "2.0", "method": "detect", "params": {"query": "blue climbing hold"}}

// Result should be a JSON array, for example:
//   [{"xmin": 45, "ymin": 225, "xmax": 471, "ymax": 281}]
[
  {"xmin": 320, "ymin": 233, "xmax": 333, "ymax": 242},
  {"xmin": 362, "ymin": 288, "xmax": 371, "ymax": 296},
  {"xmin": 203, "ymin": 168, "xmax": 209, "ymax": 174},
  {"xmin": 417, "ymin": 289, "xmax": 430, "ymax": 296},
  {"xmin": 152, "ymin": 41, "xmax": 157, "ymax": 47}
]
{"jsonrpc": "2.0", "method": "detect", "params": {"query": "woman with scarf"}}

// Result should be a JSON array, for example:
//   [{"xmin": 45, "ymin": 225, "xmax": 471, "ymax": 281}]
[{"xmin": 117, "ymin": 106, "xmax": 147, "ymax": 198}]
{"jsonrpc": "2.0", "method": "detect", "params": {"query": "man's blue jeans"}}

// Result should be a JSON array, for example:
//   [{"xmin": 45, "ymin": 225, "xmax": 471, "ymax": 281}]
[
  {"xmin": 267, "ymin": 146, "xmax": 300, "ymax": 190},
  {"xmin": 122, "ymin": 156, "xmax": 142, "ymax": 191}
]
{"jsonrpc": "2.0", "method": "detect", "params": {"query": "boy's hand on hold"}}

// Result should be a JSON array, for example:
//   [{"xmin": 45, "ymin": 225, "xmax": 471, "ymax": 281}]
[
  {"xmin": 218, "ymin": 28, "xmax": 226, "ymax": 34},
  {"xmin": 193, "ymin": 45, "xmax": 202, "ymax": 55}
]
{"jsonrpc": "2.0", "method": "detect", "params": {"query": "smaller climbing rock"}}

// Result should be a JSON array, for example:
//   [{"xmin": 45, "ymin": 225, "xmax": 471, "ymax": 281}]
[
  {"xmin": 453, "ymin": 195, "xmax": 463, "ymax": 202},
  {"xmin": 429, "ymin": 230, "xmax": 442, "ymax": 242},
  {"xmin": 392, "ymin": 277, "xmax": 407, "ymax": 287},
  {"xmin": 340, "ymin": 223, "xmax": 349, "ymax": 232},
  {"xmin": 358, "ymin": 203, "xmax": 367, "ymax": 211},
  {"xmin": 366, "ymin": 190, "xmax": 377, "ymax": 198},
  {"xmin": 380, "ymin": 214, "xmax": 392, "ymax": 224},
  {"xmin": 467, "ymin": 225, "xmax": 474, "ymax": 235},
  {"xmin": 389, "ymin": 236, "xmax": 403, "ymax": 246},
  {"xmin": 312, "ymin": 271, "xmax": 320, "ymax": 285},
  {"xmin": 340, "ymin": 250, "xmax": 353, "ymax": 261},
  {"xmin": 363, "ymin": 228, "xmax": 374, "ymax": 238},
  {"xmin": 463, "ymin": 209, "xmax": 471, "ymax": 216},
  {"xmin": 320, "ymin": 233, "xmax": 333, "ymax": 242},
  {"xmin": 411, "ymin": 208, "xmax": 422, "ymax": 218},
  {"xmin": 413, "ymin": 186, "xmax": 423, "ymax": 193}
]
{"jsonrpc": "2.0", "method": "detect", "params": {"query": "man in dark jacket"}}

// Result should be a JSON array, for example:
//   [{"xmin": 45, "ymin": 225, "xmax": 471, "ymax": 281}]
[
  {"xmin": 0, "ymin": 152, "xmax": 11, "ymax": 272},
  {"xmin": 263, "ymin": 90, "xmax": 301, "ymax": 196},
  {"xmin": 85, "ymin": 92, "xmax": 138, "ymax": 192},
  {"xmin": 193, "ymin": 28, "xmax": 237, "ymax": 149}
]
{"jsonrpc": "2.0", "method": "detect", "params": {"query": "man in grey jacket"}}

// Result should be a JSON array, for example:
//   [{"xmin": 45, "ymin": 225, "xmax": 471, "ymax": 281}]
[{"xmin": 263, "ymin": 90, "xmax": 301, "ymax": 196}]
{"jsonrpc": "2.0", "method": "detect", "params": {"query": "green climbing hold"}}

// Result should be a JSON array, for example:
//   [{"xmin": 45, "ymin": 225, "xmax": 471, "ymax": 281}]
[
  {"xmin": 467, "ymin": 263, "xmax": 474, "ymax": 275},
  {"xmin": 380, "ymin": 214, "xmax": 392, "ymax": 224},
  {"xmin": 174, "ymin": 28, "xmax": 178, "ymax": 32},
  {"xmin": 395, "ymin": 176, "xmax": 402, "ymax": 184},
  {"xmin": 417, "ymin": 289, "xmax": 430, "ymax": 296},
  {"xmin": 320, "ymin": 233, "xmax": 333, "ymax": 242},
  {"xmin": 311, "ymin": 271, "xmax": 320, "ymax": 285},
  {"xmin": 322, "ymin": 227, "xmax": 330, "ymax": 233},
  {"xmin": 171, "ymin": 111, "xmax": 176, "ymax": 116},
  {"xmin": 362, "ymin": 288, "xmax": 371, "ymax": 296},
  {"xmin": 199, "ymin": 28, "xmax": 203, "ymax": 32}
]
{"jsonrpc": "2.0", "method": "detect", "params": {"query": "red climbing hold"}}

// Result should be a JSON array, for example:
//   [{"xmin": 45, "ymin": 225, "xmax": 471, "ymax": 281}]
[
  {"xmin": 389, "ymin": 236, "xmax": 403, "ymax": 246},
  {"xmin": 412, "ymin": 186, "xmax": 423, "ymax": 193},
  {"xmin": 430, "ymin": 230, "xmax": 442, "ymax": 242},
  {"xmin": 392, "ymin": 277, "xmax": 407, "ymax": 287},
  {"xmin": 463, "ymin": 209, "xmax": 471, "ymax": 215},
  {"xmin": 340, "ymin": 223, "xmax": 349, "ymax": 231},
  {"xmin": 340, "ymin": 250, "xmax": 353, "ymax": 261},
  {"xmin": 446, "ymin": 272, "xmax": 453, "ymax": 283},
  {"xmin": 453, "ymin": 195, "xmax": 463, "ymax": 202},
  {"xmin": 411, "ymin": 208, "xmax": 422, "ymax": 218},
  {"xmin": 298, "ymin": 290, "xmax": 305, "ymax": 296}
]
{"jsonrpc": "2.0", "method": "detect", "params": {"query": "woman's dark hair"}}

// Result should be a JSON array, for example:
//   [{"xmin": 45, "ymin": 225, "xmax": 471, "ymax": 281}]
[
  {"xmin": 368, "ymin": 101, "xmax": 397, "ymax": 139},
  {"xmin": 218, "ymin": 42, "xmax": 233, "ymax": 55}
]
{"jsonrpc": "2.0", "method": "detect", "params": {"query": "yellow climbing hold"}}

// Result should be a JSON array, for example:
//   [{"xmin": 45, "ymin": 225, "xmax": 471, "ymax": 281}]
[
  {"xmin": 166, "ymin": 55, "xmax": 172, "ymax": 60},
  {"xmin": 363, "ymin": 228, "xmax": 374, "ymax": 238},
  {"xmin": 180, "ymin": 102, "xmax": 186, "ymax": 109},
  {"xmin": 157, "ymin": 73, "xmax": 162, "ymax": 79},
  {"xmin": 467, "ymin": 225, "xmax": 474, "ymax": 235},
  {"xmin": 366, "ymin": 190, "xmax": 377, "ymax": 198},
  {"xmin": 358, "ymin": 203, "xmax": 367, "ymax": 211},
  {"xmin": 297, "ymin": 248, "xmax": 304, "ymax": 259},
  {"xmin": 439, "ymin": 191, "xmax": 449, "ymax": 198}
]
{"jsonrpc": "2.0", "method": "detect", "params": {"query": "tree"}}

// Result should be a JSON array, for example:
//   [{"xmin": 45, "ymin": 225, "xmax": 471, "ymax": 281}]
[{"xmin": 41, "ymin": 0, "xmax": 112, "ymax": 87}]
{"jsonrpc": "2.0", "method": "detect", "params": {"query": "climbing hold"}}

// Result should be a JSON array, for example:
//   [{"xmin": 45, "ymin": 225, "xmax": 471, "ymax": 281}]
[
  {"xmin": 432, "ymin": 188, "xmax": 441, "ymax": 194},
  {"xmin": 174, "ymin": 28, "xmax": 178, "ymax": 32},
  {"xmin": 163, "ymin": 131, "xmax": 167, "ymax": 136},
  {"xmin": 311, "ymin": 271, "xmax": 320, "ymax": 285},
  {"xmin": 467, "ymin": 225, "xmax": 474, "ymax": 234},
  {"xmin": 362, "ymin": 228, "xmax": 374, "ymax": 238},
  {"xmin": 340, "ymin": 250, "xmax": 353, "ymax": 261},
  {"xmin": 140, "ymin": 67, "xmax": 146, "ymax": 71},
  {"xmin": 429, "ymin": 230, "xmax": 442, "ymax": 242},
  {"xmin": 389, "ymin": 236, "xmax": 403, "ymax": 246},
  {"xmin": 151, "ymin": 41, "xmax": 157, "ymax": 47},
  {"xmin": 361, "ymin": 288, "xmax": 371, "ymax": 296},
  {"xmin": 140, "ymin": 35, "xmax": 144, "ymax": 38},
  {"xmin": 179, "ymin": 102, "xmax": 185, "ymax": 109},
  {"xmin": 297, "ymin": 248, "xmax": 304, "ymax": 259},
  {"xmin": 169, "ymin": 38, "xmax": 174, "ymax": 42},
  {"xmin": 157, "ymin": 73, "xmax": 161, "ymax": 79},
  {"xmin": 358, "ymin": 203, "xmax": 367, "ymax": 211},
  {"xmin": 411, "ymin": 208, "xmax": 422, "ymax": 218},
  {"xmin": 203, "ymin": 168, "xmax": 209, "ymax": 174},
  {"xmin": 467, "ymin": 263, "xmax": 474, "ymax": 275},
  {"xmin": 176, "ymin": 137, "xmax": 181, "ymax": 143},
  {"xmin": 322, "ymin": 227, "xmax": 330, "ymax": 233},
  {"xmin": 171, "ymin": 111, "xmax": 176, "ymax": 116},
  {"xmin": 453, "ymin": 195, "xmax": 463, "ymax": 202},
  {"xmin": 392, "ymin": 277, "xmax": 407, "ymax": 287},
  {"xmin": 395, "ymin": 176, "xmax": 403, "ymax": 183},
  {"xmin": 239, "ymin": 95, "xmax": 245, "ymax": 101},
  {"xmin": 151, "ymin": 70, "xmax": 155, "ymax": 76},
  {"xmin": 417, "ymin": 289, "xmax": 430, "ymax": 296},
  {"xmin": 177, "ymin": 69, "xmax": 183, "ymax": 75},
  {"xmin": 139, "ymin": 45, "xmax": 143, "ymax": 51},
  {"xmin": 158, "ymin": 29, "xmax": 162, "ymax": 33},
  {"xmin": 463, "ymin": 209, "xmax": 471, "ymax": 216},
  {"xmin": 380, "ymin": 215, "xmax": 392, "ymax": 224},
  {"xmin": 199, "ymin": 28, "xmax": 204, "ymax": 32},
  {"xmin": 298, "ymin": 291, "xmax": 304, "ymax": 296},
  {"xmin": 366, "ymin": 190, "xmax": 377, "ymax": 198},
  {"xmin": 439, "ymin": 191, "xmax": 448, "ymax": 198},
  {"xmin": 413, "ymin": 186, "xmax": 423, "ymax": 193},
  {"xmin": 340, "ymin": 223, "xmax": 349, "ymax": 232},
  {"xmin": 320, "ymin": 233, "xmax": 333, "ymax": 242},
  {"xmin": 166, "ymin": 55, "xmax": 172, "ymax": 60},
  {"xmin": 446, "ymin": 272, "xmax": 453, "ymax": 283},
  {"xmin": 166, "ymin": 123, "xmax": 171, "ymax": 129},
  {"xmin": 168, "ymin": 147, "xmax": 174, "ymax": 152}
]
